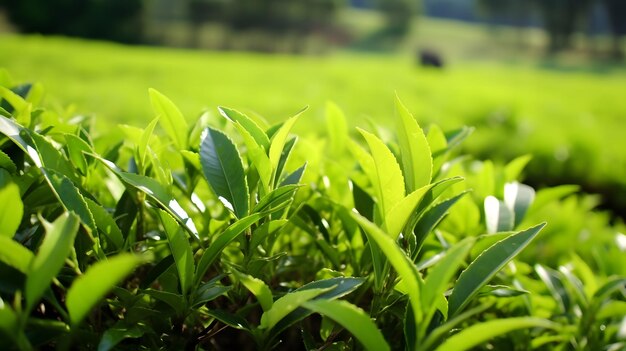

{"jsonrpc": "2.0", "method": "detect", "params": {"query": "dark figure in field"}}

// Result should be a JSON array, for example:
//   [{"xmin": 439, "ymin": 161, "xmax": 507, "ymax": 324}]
[{"xmin": 418, "ymin": 49, "xmax": 444, "ymax": 68}]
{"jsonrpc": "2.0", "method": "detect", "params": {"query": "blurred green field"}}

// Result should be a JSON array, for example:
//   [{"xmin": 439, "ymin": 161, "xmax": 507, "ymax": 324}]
[{"xmin": 1, "ymin": 33, "xmax": 626, "ymax": 216}]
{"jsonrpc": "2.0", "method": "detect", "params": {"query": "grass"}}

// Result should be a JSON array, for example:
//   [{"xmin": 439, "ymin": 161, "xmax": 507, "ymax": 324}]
[{"xmin": 1, "ymin": 32, "xmax": 626, "ymax": 215}]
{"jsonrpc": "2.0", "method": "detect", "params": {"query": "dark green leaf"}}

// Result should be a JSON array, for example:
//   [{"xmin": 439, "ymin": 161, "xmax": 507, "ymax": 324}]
[
  {"xmin": 85, "ymin": 198, "xmax": 124, "ymax": 251},
  {"xmin": 44, "ymin": 168, "xmax": 96, "ymax": 231},
  {"xmin": 200, "ymin": 127, "xmax": 249, "ymax": 218},
  {"xmin": 413, "ymin": 191, "xmax": 468, "ymax": 257},
  {"xmin": 98, "ymin": 322, "xmax": 146, "ymax": 351},
  {"xmin": 0, "ymin": 149, "xmax": 17, "ymax": 173},
  {"xmin": 273, "ymin": 136, "xmax": 297, "ymax": 188},
  {"xmin": 447, "ymin": 223, "xmax": 546, "ymax": 318},
  {"xmin": 280, "ymin": 162, "xmax": 306, "ymax": 187}
]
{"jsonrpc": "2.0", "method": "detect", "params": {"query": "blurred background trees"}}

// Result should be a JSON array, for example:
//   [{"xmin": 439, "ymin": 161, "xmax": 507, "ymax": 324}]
[{"xmin": 0, "ymin": 0, "xmax": 624, "ymax": 57}]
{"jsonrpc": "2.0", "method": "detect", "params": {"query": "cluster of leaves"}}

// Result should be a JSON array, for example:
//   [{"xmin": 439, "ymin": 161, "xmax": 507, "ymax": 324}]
[{"xmin": 0, "ymin": 78, "xmax": 624, "ymax": 351}]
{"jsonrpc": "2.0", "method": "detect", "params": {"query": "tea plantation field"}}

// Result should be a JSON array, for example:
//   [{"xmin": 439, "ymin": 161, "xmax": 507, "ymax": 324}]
[
  {"xmin": 1, "ymin": 33, "xmax": 625, "ymax": 350},
  {"xmin": 2, "ymin": 35, "xmax": 626, "ymax": 217}
]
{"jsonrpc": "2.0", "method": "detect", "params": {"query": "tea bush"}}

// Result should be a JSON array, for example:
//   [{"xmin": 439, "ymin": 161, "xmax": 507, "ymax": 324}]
[{"xmin": 0, "ymin": 79, "xmax": 624, "ymax": 350}]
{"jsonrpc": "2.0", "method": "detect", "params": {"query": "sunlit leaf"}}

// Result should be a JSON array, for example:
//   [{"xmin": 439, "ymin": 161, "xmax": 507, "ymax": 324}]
[
  {"xmin": 231, "ymin": 269, "xmax": 273, "ymax": 311},
  {"xmin": 357, "ymin": 128, "xmax": 405, "ymax": 218},
  {"xmin": 395, "ymin": 94, "xmax": 432, "ymax": 192},
  {"xmin": 26, "ymin": 212, "xmax": 80, "ymax": 311},
  {"xmin": 67, "ymin": 254, "xmax": 142, "ymax": 326},
  {"xmin": 158, "ymin": 210, "xmax": 194, "ymax": 296},
  {"xmin": 433, "ymin": 317, "xmax": 555, "ymax": 351},
  {"xmin": 149, "ymin": 88, "xmax": 188, "ymax": 150},
  {"xmin": 260, "ymin": 287, "xmax": 330, "ymax": 331},
  {"xmin": 303, "ymin": 299, "xmax": 390, "ymax": 351},
  {"xmin": 219, "ymin": 106, "xmax": 270, "ymax": 150},
  {"xmin": 326, "ymin": 101, "xmax": 348, "ymax": 155},
  {"xmin": 0, "ymin": 171, "xmax": 22, "ymax": 238}
]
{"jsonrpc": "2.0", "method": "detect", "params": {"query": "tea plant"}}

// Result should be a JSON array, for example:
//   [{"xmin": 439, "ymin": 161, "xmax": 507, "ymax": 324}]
[{"xmin": 0, "ymin": 78, "xmax": 624, "ymax": 350}]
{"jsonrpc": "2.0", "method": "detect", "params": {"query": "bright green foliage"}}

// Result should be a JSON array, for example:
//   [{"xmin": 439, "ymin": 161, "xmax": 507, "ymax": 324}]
[
  {"xmin": 0, "ymin": 171, "xmax": 22, "ymax": 238},
  {"xmin": 26, "ymin": 213, "xmax": 80, "ymax": 312},
  {"xmin": 304, "ymin": 299, "xmax": 390, "ymax": 351},
  {"xmin": 149, "ymin": 88, "xmax": 188, "ymax": 150},
  {"xmin": 66, "ymin": 254, "xmax": 142, "ymax": 326},
  {"xmin": 0, "ymin": 76, "xmax": 623, "ymax": 351}
]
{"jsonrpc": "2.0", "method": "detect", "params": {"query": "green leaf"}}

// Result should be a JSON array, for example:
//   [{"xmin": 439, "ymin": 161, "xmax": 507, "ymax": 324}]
[
  {"xmin": 252, "ymin": 184, "xmax": 300, "ymax": 214},
  {"xmin": 484, "ymin": 196, "xmax": 514, "ymax": 234},
  {"xmin": 231, "ymin": 269, "xmax": 273, "ymax": 311},
  {"xmin": 144, "ymin": 288, "xmax": 185, "ymax": 316},
  {"xmin": 65, "ymin": 133, "xmax": 92, "ymax": 176},
  {"xmin": 231, "ymin": 120, "xmax": 272, "ymax": 192},
  {"xmin": 92, "ymin": 155, "xmax": 199, "ymax": 238},
  {"xmin": 326, "ymin": 101, "xmax": 348, "ymax": 155},
  {"xmin": 447, "ymin": 223, "xmax": 546, "ymax": 317},
  {"xmin": 395, "ymin": 94, "xmax": 432, "ymax": 192},
  {"xmin": 158, "ymin": 210, "xmax": 194, "ymax": 296},
  {"xmin": 28, "ymin": 129, "xmax": 78, "ymax": 182},
  {"xmin": 260, "ymin": 287, "xmax": 330, "ymax": 331},
  {"xmin": 273, "ymin": 136, "xmax": 297, "ymax": 188},
  {"xmin": 200, "ymin": 127, "xmax": 249, "ymax": 218},
  {"xmin": 280, "ymin": 163, "xmax": 306, "ymax": 187},
  {"xmin": 148, "ymin": 88, "xmax": 188, "ymax": 150},
  {"xmin": 269, "ymin": 277, "xmax": 365, "ymax": 339},
  {"xmin": 138, "ymin": 116, "xmax": 159, "ymax": 170},
  {"xmin": 194, "ymin": 213, "xmax": 264, "ymax": 286},
  {"xmin": 98, "ymin": 322, "xmax": 146, "ymax": 351},
  {"xmin": 503, "ymin": 154, "xmax": 532, "ymax": 183},
  {"xmin": 0, "ymin": 85, "xmax": 30, "ymax": 125},
  {"xmin": 413, "ymin": 191, "xmax": 468, "ymax": 256},
  {"xmin": 0, "ymin": 115, "xmax": 39, "ymax": 165},
  {"xmin": 67, "ymin": 253, "xmax": 142, "ymax": 326},
  {"xmin": 422, "ymin": 238, "xmax": 475, "ymax": 321},
  {"xmin": 219, "ymin": 106, "xmax": 270, "ymax": 150},
  {"xmin": 0, "ymin": 236, "xmax": 34, "ymax": 273},
  {"xmin": 383, "ymin": 184, "xmax": 432, "ymax": 239},
  {"xmin": 303, "ymin": 299, "xmax": 390, "ymax": 351},
  {"xmin": 43, "ymin": 168, "xmax": 97, "ymax": 231},
  {"xmin": 84, "ymin": 198, "xmax": 124, "ymax": 251},
  {"xmin": 206, "ymin": 309, "xmax": 251, "ymax": 331},
  {"xmin": 0, "ymin": 174, "xmax": 22, "ymax": 238},
  {"xmin": 0, "ymin": 150, "xmax": 17, "ymax": 173},
  {"xmin": 26, "ymin": 212, "xmax": 80, "ymax": 311},
  {"xmin": 192, "ymin": 281, "xmax": 231, "ymax": 308},
  {"xmin": 433, "ymin": 317, "xmax": 555, "ymax": 351},
  {"xmin": 351, "ymin": 212, "xmax": 423, "ymax": 325},
  {"xmin": 269, "ymin": 108, "xmax": 305, "ymax": 184},
  {"xmin": 0, "ymin": 304, "xmax": 31, "ymax": 350},
  {"xmin": 535, "ymin": 264, "xmax": 570, "ymax": 313},
  {"xmin": 357, "ymin": 128, "xmax": 405, "ymax": 219}
]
